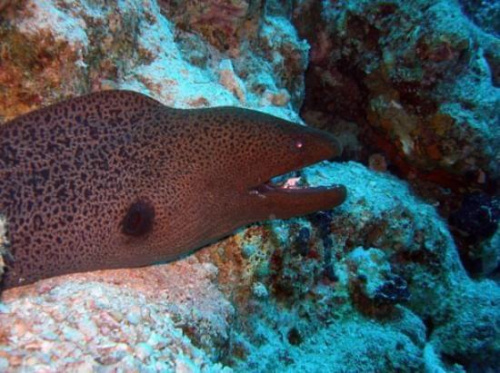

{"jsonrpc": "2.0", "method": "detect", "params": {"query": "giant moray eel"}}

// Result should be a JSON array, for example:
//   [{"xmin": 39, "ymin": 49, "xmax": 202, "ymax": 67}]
[{"xmin": 0, "ymin": 90, "xmax": 346, "ymax": 289}]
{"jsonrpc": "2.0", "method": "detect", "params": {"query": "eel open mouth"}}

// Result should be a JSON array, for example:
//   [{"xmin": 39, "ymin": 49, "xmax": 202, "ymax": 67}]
[
  {"xmin": 247, "ymin": 168, "xmax": 346, "ymax": 220},
  {"xmin": 250, "ymin": 171, "xmax": 346, "ymax": 199}
]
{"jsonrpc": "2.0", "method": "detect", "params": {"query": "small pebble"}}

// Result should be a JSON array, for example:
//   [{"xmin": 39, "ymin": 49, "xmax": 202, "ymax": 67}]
[
  {"xmin": 252, "ymin": 282, "xmax": 268, "ymax": 298},
  {"xmin": 0, "ymin": 357, "xmax": 9, "ymax": 370},
  {"xmin": 135, "ymin": 342, "xmax": 153, "ymax": 361},
  {"xmin": 241, "ymin": 242, "xmax": 257, "ymax": 258},
  {"xmin": 12, "ymin": 320, "xmax": 29, "ymax": 335},
  {"xmin": 110, "ymin": 310, "xmax": 123, "ymax": 322},
  {"xmin": 62, "ymin": 326, "xmax": 85, "ymax": 343},
  {"xmin": 147, "ymin": 332, "xmax": 168, "ymax": 349},
  {"xmin": 72, "ymin": 359, "xmax": 95, "ymax": 373},
  {"xmin": 78, "ymin": 318, "xmax": 98, "ymax": 339},
  {"xmin": 127, "ymin": 307, "xmax": 142, "ymax": 325},
  {"xmin": 40, "ymin": 330, "xmax": 59, "ymax": 341}
]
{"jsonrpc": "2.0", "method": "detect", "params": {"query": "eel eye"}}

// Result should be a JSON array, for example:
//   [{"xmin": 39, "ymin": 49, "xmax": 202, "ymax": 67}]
[
  {"xmin": 291, "ymin": 138, "xmax": 305, "ymax": 153},
  {"xmin": 121, "ymin": 199, "xmax": 155, "ymax": 237}
]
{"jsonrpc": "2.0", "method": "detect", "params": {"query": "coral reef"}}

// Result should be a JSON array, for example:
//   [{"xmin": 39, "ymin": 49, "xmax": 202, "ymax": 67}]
[
  {"xmin": 204, "ymin": 162, "xmax": 498, "ymax": 371},
  {"xmin": 157, "ymin": 0, "xmax": 253, "ymax": 50},
  {"xmin": 429, "ymin": 280, "xmax": 500, "ymax": 372},
  {"xmin": 0, "ymin": 0, "xmax": 499, "ymax": 371},
  {"xmin": 459, "ymin": 0, "xmax": 500, "ymax": 37},
  {"xmin": 158, "ymin": 0, "xmax": 310, "ymax": 109},
  {"xmin": 295, "ymin": 0, "xmax": 499, "ymax": 185},
  {"xmin": 293, "ymin": 0, "xmax": 500, "ymax": 279},
  {"xmin": 0, "ymin": 0, "xmax": 306, "ymax": 120}
]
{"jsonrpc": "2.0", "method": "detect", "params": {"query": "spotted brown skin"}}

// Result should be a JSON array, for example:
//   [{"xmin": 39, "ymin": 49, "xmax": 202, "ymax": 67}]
[{"xmin": 0, "ymin": 90, "xmax": 346, "ymax": 289}]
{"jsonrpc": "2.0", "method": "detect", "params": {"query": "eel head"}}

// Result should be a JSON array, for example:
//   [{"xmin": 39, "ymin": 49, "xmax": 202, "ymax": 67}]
[{"xmin": 193, "ymin": 107, "xmax": 347, "ymax": 225}]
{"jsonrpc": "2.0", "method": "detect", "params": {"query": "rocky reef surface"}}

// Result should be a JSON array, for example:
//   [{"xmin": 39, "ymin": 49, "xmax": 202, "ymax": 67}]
[
  {"xmin": 297, "ymin": 0, "xmax": 499, "ymax": 181},
  {"xmin": 0, "ymin": 0, "xmax": 499, "ymax": 372},
  {"xmin": 293, "ymin": 0, "xmax": 500, "ymax": 279}
]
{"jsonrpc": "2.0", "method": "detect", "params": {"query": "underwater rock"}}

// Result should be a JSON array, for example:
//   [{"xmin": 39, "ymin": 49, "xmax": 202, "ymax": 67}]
[
  {"xmin": 429, "ymin": 280, "xmax": 500, "ymax": 372},
  {"xmin": 159, "ymin": 0, "xmax": 310, "ymax": 109},
  {"xmin": 295, "ymin": 0, "xmax": 500, "ymax": 185},
  {"xmin": 346, "ymin": 247, "xmax": 410, "ymax": 317},
  {"xmin": 293, "ymin": 0, "xmax": 499, "ymax": 280},
  {"xmin": 480, "ymin": 227, "xmax": 500, "ymax": 276},
  {"xmin": 0, "ymin": 257, "xmax": 234, "ymax": 371},
  {"xmin": 197, "ymin": 161, "xmax": 499, "ymax": 371},
  {"xmin": 0, "ymin": 0, "xmax": 306, "ymax": 122},
  {"xmin": 459, "ymin": 0, "xmax": 500, "ymax": 37},
  {"xmin": 157, "ymin": 0, "xmax": 253, "ymax": 50}
]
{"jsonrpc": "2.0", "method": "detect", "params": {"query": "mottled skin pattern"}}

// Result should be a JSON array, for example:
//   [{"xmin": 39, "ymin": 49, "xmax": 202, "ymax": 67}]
[{"xmin": 0, "ymin": 90, "xmax": 346, "ymax": 289}]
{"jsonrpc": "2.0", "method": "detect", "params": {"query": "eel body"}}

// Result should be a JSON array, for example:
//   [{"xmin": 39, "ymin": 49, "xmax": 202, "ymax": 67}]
[{"xmin": 0, "ymin": 90, "xmax": 346, "ymax": 289}]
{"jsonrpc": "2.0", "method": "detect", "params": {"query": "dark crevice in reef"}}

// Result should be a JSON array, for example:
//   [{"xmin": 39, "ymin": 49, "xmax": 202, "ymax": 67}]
[
  {"xmin": 449, "ymin": 192, "xmax": 500, "ymax": 277},
  {"xmin": 484, "ymin": 49, "xmax": 500, "ymax": 88}
]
